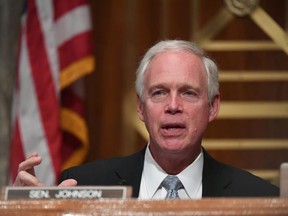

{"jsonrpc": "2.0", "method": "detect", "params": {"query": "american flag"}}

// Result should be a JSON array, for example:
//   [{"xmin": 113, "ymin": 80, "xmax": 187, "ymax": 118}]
[{"xmin": 10, "ymin": 0, "xmax": 95, "ymax": 185}]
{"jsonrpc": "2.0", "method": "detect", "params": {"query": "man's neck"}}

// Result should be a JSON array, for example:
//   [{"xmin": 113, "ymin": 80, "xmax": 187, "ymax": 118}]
[{"xmin": 149, "ymin": 145, "xmax": 201, "ymax": 175}]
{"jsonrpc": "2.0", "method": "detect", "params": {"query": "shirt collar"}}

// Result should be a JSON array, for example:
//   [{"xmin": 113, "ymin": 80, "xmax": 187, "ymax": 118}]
[
  {"xmin": 142, "ymin": 145, "xmax": 167, "ymax": 198},
  {"xmin": 177, "ymin": 151, "xmax": 203, "ymax": 198},
  {"xmin": 143, "ymin": 145, "xmax": 203, "ymax": 199}
]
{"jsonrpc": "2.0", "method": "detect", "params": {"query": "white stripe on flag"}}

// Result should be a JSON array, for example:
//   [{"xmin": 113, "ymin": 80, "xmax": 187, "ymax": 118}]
[{"xmin": 55, "ymin": 5, "xmax": 92, "ymax": 46}]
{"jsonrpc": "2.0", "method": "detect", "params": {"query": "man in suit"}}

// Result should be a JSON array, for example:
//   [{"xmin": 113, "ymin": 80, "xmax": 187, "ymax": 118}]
[{"xmin": 14, "ymin": 40, "xmax": 279, "ymax": 198}]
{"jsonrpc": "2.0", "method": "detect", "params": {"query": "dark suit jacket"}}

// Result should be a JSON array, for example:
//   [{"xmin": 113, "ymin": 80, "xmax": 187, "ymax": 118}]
[{"xmin": 59, "ymin": 147, "xmax": 279, "ymax": 198}]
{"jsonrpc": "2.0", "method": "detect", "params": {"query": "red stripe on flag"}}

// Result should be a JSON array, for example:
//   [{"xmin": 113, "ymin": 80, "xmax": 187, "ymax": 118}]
[
  {"xmin": 61, "ymin": 131, "xmax": 82, "ymax": 166},
  {"xmin": 58, "ymin": 32, "xmax": 94, "ymax": 70},
  {"xmin": 26, "ymin": 0, "xmax": 61, "ymax": 178},
  {"xmin": 62, "ymin": 87, "xmax": 85, "ymax": 116}
]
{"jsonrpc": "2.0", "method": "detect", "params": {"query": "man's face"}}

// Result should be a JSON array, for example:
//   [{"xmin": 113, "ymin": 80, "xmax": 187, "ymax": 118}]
[{"xmin": 137, "ymin": 51, "xmax": 219, "ymax": 159}]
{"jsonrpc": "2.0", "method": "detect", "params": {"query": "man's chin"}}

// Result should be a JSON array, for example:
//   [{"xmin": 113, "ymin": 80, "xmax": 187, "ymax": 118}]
[{"xmin": 161, "ymin": 143, "xmax": 186, "ymax": 154}]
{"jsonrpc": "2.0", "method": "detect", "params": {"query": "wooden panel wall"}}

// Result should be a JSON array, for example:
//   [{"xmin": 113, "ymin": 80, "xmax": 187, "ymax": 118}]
[{"xmin": 85, "ymin": 0, "xmax": 288, "ymax": 184}]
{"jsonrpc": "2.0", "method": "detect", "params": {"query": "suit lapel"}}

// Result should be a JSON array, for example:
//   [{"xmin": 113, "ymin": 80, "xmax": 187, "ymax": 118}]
[
  {"xmin": 113, "ymin": 147, "xmax": 146, "ymax": 198},
  {"xmin": 202, "ymin": 149, "xmax": 232, "ymax": 197}
]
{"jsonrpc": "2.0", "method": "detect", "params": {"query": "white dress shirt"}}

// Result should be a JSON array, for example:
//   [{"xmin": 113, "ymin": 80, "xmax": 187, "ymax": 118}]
[{"xmin": 138, "ymin": 145, "xmax": 203, "ymax": 199}]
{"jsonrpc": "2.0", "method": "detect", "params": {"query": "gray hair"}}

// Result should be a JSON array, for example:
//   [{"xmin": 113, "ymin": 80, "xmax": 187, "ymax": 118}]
[{"xmin": 135, "ymin": 40, "xmax": 219, "ymax": 104}]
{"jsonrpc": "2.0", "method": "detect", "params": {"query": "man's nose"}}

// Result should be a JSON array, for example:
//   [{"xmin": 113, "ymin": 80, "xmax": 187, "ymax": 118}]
[{"xmin": 165, "ymin": 94, "xmax": 183, "ymax": 114}]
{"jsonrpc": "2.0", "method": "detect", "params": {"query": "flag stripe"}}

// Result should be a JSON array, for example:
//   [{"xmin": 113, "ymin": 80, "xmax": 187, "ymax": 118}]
[
  {"xmin": 55, "ymin": 5, "xmax": 91, "ymax": 47},
  {"xmin": 26, "ymin": 0, "xmax": 61, "ymax": 182},
  {"xmin": 35, "ymin": 0, "xmax": 60, "ymax": 93},
  {"xmin": 19, "ymin": 30, "xmax": 55, "ymax": 185},
  {"xmin": 53, "ymin": 0, "xmax": 86, "ymax": 20},
  {"xmin": 59, "ymin": 33, "xmax": 94, "ymax": 70},
  {"xmin": 62, "ymin": 87, "xmax": 85, "ymax": 116}
]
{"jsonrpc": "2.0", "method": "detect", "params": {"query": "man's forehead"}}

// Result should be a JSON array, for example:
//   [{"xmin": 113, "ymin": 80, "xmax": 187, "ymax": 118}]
[
  {"xmin": 151, "ymin": 50, "xmax": 199, "ymax": 61},
  {"xmin": 147, "ymin": 51, "xmax": 204, "ymax": 73}
]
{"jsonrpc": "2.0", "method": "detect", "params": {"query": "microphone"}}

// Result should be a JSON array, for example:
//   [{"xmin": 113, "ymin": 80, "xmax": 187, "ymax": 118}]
[{"xmin": 114, "ymin": 172, "xmax": 128, "ymax": 185}]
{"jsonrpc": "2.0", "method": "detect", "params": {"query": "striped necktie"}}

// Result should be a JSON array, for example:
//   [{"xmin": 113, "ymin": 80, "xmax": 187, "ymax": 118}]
[{"xmin": 161, "ymin": 175, "xmax": 183, "ymax": 199}]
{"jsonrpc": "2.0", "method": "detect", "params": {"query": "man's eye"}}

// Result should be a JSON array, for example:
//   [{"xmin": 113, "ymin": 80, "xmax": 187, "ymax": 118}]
[
  {"xmin": 182, "ymin": 91, "xmax": 200, "ymax": 101},
  {"xmin": 184, "ymin": 91, "xmax": 196, "ymax": 96},
  {"xmin": 150, "ymin": 90, "xmax": 167, "ymax": 102},
  {"xmin": 153, "ymin": 90, "xmax": 165, "ymax": 96}
]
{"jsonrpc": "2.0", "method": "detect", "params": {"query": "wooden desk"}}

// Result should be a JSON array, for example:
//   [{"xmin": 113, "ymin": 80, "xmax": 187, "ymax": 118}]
[{"xmin": 0, "ymin": 198, "xmax": 288, "ymax": 215}]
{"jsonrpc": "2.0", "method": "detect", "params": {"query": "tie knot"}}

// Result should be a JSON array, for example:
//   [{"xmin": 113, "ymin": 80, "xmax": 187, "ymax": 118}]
[{"xmin": 161, "ymin": 175, "xmax": 183, "ymax": 191}]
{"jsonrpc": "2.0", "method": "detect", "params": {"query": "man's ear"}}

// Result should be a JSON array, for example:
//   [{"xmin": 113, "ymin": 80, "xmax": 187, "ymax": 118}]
[
  {"xmin": 209, "ymin": 93, "xmax": 220, "ymax": 122},
  {"xmin": 136, "ymin": 94, "xmax": 144, "ymax": 122}
]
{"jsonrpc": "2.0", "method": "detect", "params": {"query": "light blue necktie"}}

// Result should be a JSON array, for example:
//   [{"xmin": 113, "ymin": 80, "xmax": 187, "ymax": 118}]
[{"xmin": 161, "ymin": 175, "xmax": 183, "ymax": 199}]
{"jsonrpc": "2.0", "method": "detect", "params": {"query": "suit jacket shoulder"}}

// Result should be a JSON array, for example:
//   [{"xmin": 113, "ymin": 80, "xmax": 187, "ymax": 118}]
[
  {"xmin": 202, "ymin": 150, "xmax": 279, "ymax": 197},
  {"xmin": 59, "ymin": 148, "xmax": 145, "ymax": 197}
]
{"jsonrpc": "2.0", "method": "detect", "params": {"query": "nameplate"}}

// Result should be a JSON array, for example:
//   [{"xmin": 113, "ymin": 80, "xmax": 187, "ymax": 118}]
[{"xmin": 4, "ymin": 186, "xmax": 132, "ymax": 200}]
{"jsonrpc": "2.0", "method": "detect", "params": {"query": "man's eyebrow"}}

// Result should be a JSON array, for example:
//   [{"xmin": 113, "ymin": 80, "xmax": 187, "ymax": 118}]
[
  {"xmin": 147, "ymin": 83, "xmax": 201, "ymax": 91},
  {"xmin": 147, "ymin": 83, "xmax": 167, "ymax": 91},
  {"xmin": 179, "ymin": 84, "xmax": 201, "ymax": 92}
]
